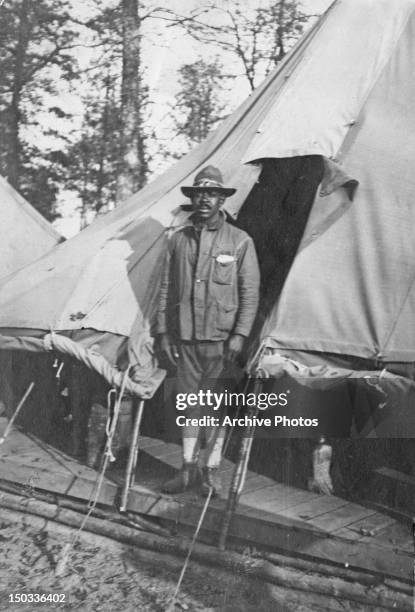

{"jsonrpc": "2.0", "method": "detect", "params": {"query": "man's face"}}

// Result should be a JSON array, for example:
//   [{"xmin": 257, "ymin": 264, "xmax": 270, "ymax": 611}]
[{"xmin": 191, "ymin": 189, "xmax": 224, "ymax": 224}]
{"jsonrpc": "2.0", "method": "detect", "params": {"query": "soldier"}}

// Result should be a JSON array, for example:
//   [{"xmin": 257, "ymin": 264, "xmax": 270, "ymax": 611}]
[{"xmin": 158, "ymin": 165, "xmax": 260, "ymax": 495}]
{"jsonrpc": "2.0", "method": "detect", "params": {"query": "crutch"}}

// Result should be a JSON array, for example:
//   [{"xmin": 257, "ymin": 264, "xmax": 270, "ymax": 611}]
[{"xmin": 119, "ymin": 399, "xmax": 145, "ymax": 512}]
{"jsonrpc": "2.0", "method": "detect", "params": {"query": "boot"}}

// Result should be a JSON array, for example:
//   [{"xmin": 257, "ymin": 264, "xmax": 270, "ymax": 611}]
[
  {"xmin": 201, "ymin": 466, "xmax": 223, "ymax": 497},
  {"xmin": 162, "ymin": 462, "xmax": 201, "ymax": 494}
]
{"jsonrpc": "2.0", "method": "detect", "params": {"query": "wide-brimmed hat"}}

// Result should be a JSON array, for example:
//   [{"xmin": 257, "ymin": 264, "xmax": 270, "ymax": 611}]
[{"xmin": 181, "ymin": 166, "xmax": 237, "ymax": 198}]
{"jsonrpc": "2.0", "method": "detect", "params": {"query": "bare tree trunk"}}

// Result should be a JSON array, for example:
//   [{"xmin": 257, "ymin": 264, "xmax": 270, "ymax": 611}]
[
  {"xmin": 95, "ymin": 72, "xmax": 111, "ymax": 212},
  {"xmin": 7, "ymin": 0, "xmax": 30, "ymax": 189},
  {"xmin": 116, "ymin": 0, "xmax": 146, "ymax": 203},
  {"xmin": 79, "ymin": 116, "xmax": 90, "ymax": 229},
  {"xmin": 275, "ymin": 0, "xmax": 287, "ymax": 63}
]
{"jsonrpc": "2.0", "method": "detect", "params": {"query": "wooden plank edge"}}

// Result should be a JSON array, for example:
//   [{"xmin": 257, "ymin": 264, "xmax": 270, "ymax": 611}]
[{"xmin": 0, "ymin": 459, "xmax": 412, "ymax": 583}]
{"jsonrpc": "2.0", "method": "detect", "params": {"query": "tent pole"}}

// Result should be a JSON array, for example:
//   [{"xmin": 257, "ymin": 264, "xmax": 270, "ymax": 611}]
[
  {"xmin": 218, "ymin": 377, "xmax": 262, "ymax": 550},
  {"xmin": 119, "ymin": 398, "xmax": 145, "ymax": 512}
]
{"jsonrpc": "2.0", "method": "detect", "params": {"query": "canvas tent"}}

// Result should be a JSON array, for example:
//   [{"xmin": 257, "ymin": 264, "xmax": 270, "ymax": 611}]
[
  {"xmin": 0, "ymin": 0, "xmax": 415, "ymax": 420},
  {"xmin": 0, "ymin": 176, "xmax": 62, "ymax": 422},
  {"xmin": 0, "ymin": 175, "xmax": 61, "ymax": 279}
]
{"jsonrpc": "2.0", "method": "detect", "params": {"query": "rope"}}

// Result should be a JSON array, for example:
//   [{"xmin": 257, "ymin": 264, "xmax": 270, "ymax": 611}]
[
  {"xmin": 0, "ymin": 383, "xmax": 34, "ymax": 445},
  {"xmin": 364, "ymin": 371, "xmax": 387, "ymax": 396},
  {"xmin": 55, "ymin": 367, "xmax": 131, "ymax": 577},
  {"xmin": 55, "ymin": 362, "xmax": 64, "ymax": 379},
  {"xmin": 166, "ymin": 488, "xmax": 213, "ymax": 612},
  {"xmin": 104, "ymin": 389, "xmax": 118, "ymax": 462},
  {"xmin": 87, "ymin": 367, "xmax": 131, "ymax": 506}
]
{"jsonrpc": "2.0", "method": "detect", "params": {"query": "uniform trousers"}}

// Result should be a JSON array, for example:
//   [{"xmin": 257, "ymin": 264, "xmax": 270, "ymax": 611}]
[{"xmin": 177, "ymin": 341, "xmax": 227, "ymax": 467}]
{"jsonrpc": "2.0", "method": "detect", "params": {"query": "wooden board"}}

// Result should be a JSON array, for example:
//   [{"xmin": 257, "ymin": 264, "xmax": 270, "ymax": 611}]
[
  {"xmin": 277, "ymin": 494, "xmax": 349, "ymax": 521},
  {"xmin": 346, "ymin": 512, "xmax": 397, "ymax": 535},
  {"xmin": 0, "ymin": 427, "xmax": 412, "ymax": 583},
  {"xmin": 310, "ymin": 503, "xmax": 377, "ymax": 532}
]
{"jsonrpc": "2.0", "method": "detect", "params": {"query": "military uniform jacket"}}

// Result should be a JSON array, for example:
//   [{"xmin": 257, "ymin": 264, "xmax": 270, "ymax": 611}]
[{"xmin": 157, "ymin": 212, "xmax": 260, "ymax": 341}]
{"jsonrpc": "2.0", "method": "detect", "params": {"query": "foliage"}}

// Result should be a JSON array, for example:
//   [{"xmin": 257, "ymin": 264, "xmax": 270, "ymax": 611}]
[
  {"xmin": 19, "ymin": 146, "xmax": 70, "ymax": 222},
  {"xmin": 0, "ymin": 0, "xmax": 80, "ymax": 219},
  {"xmin": 65, "ymin": 71, "xmax": 122, "ymax": 224},
  {"xmin": 65, "ymin": 0, "xmax": 150, "ymax": 214},
  {"xmin": 0, "ymin": 0, "xmax": 314, "ymax": 228},
  {"xmin": 176, "ymin": 0, "xmax": 310, "ymax": 90},
  {"xmin": 174, "ymin": 58, "xmax": 229, "ymax": 145}
]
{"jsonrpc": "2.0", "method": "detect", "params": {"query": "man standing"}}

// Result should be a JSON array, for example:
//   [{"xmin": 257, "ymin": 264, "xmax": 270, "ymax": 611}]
[{"xmin": 157, "ymin": 165, "xmax": 260, "ymax": 496}]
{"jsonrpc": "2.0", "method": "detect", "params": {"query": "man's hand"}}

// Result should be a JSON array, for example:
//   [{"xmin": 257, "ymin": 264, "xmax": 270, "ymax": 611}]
[
  {"xmin": 226, "ymin": 334, "xmax": 245, "ymax": 363},
  {"xmin": 159, "ymin": 334, "xmax": 179, "ymax": 366}
]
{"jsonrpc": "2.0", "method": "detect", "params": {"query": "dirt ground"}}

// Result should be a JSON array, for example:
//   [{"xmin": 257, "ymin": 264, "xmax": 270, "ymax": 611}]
[{"xmin": 0, "ymin": 506, "xmax": 346, "ymax": 612}]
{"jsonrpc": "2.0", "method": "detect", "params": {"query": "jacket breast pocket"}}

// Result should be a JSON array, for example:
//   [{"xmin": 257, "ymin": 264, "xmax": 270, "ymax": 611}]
[{"xmin": 212, "ymin": 254, "xmax": 236, "ymax": 285}]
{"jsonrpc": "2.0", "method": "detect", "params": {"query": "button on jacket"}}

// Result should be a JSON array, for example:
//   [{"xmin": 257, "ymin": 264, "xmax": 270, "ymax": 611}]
[{"xmin": 157, "ymin": 213, "xmax": 260, "ymax": 341}]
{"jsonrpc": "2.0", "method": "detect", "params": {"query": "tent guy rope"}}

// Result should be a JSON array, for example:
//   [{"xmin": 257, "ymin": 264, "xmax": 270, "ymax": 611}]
[
  {"xmin": 0, "ymin": 382, "xmax": 34, "ymax": 445},
  {"xmin": 55, "ymin": 366, "xmax": 131, "ymax": 577}
]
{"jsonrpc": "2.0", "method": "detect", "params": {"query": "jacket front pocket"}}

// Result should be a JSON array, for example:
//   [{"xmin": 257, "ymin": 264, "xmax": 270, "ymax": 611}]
[
  {"xmin": 216, "ymin": 301, "xmax": 237, "ymax": 332},
  {"xmin": 212, "ymin": 256, "xmax": 235, "ymax": 285}
]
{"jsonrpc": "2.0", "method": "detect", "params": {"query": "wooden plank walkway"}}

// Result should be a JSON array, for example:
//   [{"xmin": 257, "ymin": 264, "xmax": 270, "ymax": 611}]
[
  {"xmin": 137, "ymin": 436, "xmax": 391, "ymax": 537},
  {"xmin": 0, "ymin": 423, "xmax": 413, "ymax": 583}
]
